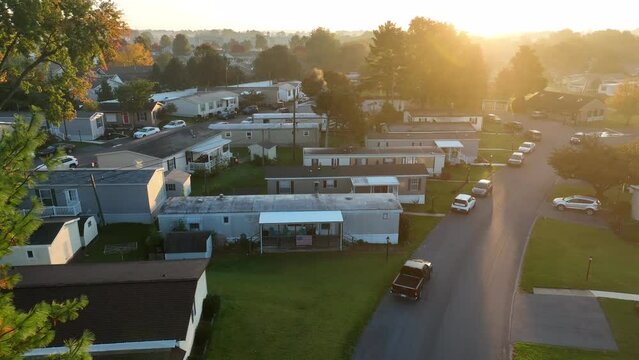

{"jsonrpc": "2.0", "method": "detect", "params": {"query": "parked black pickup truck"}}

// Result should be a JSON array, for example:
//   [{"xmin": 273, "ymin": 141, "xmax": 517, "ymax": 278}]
[{"xmin": 390, "ymin": 259, "xmax": 433, "ymax": 300}]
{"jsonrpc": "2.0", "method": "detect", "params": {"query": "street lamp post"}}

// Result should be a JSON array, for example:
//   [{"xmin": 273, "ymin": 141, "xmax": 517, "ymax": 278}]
[{"xmin": 586, "ymin": 256, "xmax": 593, "ymax": 281}]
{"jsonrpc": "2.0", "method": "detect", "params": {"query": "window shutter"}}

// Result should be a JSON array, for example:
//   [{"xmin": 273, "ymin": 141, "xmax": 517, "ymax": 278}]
[{"xmin": 51, "ymin": 189, "xmax": 57, "ymax": 206}]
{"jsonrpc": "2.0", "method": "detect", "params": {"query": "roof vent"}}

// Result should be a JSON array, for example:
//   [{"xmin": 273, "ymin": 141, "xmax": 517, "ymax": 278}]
[
  {"xmin": 218, "ymin": 193, "xmax": 224, "ymax": 200},
  {"xmin": 345, "ymin": 196, "xmax": 353, "ymax": 200}
]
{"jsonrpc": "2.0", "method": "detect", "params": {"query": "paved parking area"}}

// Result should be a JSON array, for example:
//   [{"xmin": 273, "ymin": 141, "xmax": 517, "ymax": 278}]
[{"xmin": 511, "ymin": 293, "xmax": 618, "ymax": 350}]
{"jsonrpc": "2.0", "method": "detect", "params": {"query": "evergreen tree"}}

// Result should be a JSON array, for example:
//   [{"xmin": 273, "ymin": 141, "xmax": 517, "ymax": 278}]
[
  {"xmin": 363, "ymin": 21, "xmax": 406, "ymax": 99},
  {"xmin": 172, "ymin": 34, "xmax": 191, "ymax": 56},
  {"xmin": 96, "ymin": 79, "xmax": 115, "ymax": 101}
]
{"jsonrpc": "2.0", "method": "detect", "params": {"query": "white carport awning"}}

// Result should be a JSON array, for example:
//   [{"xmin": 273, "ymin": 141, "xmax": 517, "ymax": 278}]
[
  {"xmin": 434, "ymin": 140, "xmax": 464, "ymax": 148},
  {"xmin": 259, "ymin": 211, "xmax": 343, "ymax": 224},
  {"xmin": 190, "ymin": 138, "xmax": 231, "ymax": 153},
  {"xmin": 351, "ymin": 176, "xmax": 400, "ymax": 187}
]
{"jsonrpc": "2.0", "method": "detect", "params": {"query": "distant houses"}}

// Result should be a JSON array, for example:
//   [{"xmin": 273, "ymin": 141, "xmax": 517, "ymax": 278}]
[
  {"xmin": 166, "ymin": 90, "xmax": 240, "ymax": 117},
  {"xmin": 526, "ymin": 90, "xmax": 607, "ymax": 123}
]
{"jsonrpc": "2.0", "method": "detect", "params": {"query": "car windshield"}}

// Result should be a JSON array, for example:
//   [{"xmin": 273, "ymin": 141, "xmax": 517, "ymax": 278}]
[
  {"xmin": 512, "ymin": 154, "xmax": 523, "ymax": 160},
  {"xmin": 453, "ymin": 199, "xmax": 467, "ymax": 205},
  {"xmin": 521, "ymin": 143, "xmax": 531, "ymax": 148},
  {"xmin": 169, "ymin": 121, "xmax": 177, "ymax": 125}
]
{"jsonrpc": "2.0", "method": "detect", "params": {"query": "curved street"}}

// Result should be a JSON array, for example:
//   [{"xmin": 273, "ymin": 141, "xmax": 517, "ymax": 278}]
[{"xmin": 353, "ymin": 117, "xmax": 579, "ymax": 360}]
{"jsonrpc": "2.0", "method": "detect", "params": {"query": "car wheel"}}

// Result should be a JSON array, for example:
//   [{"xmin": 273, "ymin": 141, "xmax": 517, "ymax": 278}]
[
  {"xmin": 70, "ymin": 164, "xmax": 77, "ymax": 168},
  {"xmin": 585, "ymin": 209, "xmax": 595, "ymax": 216},
  {"xmin": 557, "ymin": 204, "xmax": 566, "ymax": 211}
]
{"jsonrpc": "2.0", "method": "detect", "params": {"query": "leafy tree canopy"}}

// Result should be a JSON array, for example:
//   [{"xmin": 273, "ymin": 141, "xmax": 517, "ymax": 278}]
[{"xmin": 253, "ymin": 45, "xmax": 301, "ymax": 81}]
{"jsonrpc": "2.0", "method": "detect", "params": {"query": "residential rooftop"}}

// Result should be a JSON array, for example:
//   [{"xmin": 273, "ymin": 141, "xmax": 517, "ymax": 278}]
[
  {"xmin": 160, "ymin": 193, "xmax": 403, "ymax": 214},
  {"xmin": 527, "ymin": 90, "xmax": 604, "ymax": 112},
  {"xmin": 406, "ymin": 110, "xmax": 483, "ymax": 116},
  {"xmin": 164, "ymin": 232, "xmax": 211, "ymax": 253},
  {"xmin": 252, "ymin": 113, "xmax": 327, "ymax": 120},
  {"xmin": 385, "ymin": 122, "xmax": 477, "ymax": 133},
  {"xmin": 264, "ymin": 164, "xmax": 429, "ymax": 179},
  {"xmin": 99, "ymin": 126, "xmax": 222, "ymax": 159},
  {"xmin": 367, "ymin": 131, "xmax": 480, "ymax": 141},
  {"xmin": 174, "ymin": 90, "xmax": 239, "ymax": 104},
  {"xmin": 303, "ymin": 146, "xmax": 443, "ymax": 155},
  {"xmin": 209, "ymin": 122, "xmax": 319, "ymax": 130},
  {"xmin": 27, "ymin": 219, "xmax": 74, "ymax": 245},
  {"xmin": 40, "ymin": 168, "xmax": 159, "ymax": 186},
  {"xmin": 13, "ymin": 260, "xmax": 208, "ymax": 346}
]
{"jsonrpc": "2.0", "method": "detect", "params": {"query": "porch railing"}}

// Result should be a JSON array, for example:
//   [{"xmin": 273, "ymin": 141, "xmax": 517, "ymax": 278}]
[
  {"xmin": 40, "ymin": 201, "xmax": 82, "ymax": 217},
  {"xmin": 262, "ymin": 235, "xmax": 340, "ymax": 250}
]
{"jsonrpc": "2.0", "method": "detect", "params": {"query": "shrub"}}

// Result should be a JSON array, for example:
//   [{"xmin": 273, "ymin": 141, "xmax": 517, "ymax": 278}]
[
  {"xmin": 192, "ymin": 322, "xmax": 212, "ymax": 351},
  {"xmin": 201, "ymin": 294, "xmax": 221, "ymax": 321},
  {"xmin": 173, "ymin": 219, "xmax": 187, "ymax": 231}
]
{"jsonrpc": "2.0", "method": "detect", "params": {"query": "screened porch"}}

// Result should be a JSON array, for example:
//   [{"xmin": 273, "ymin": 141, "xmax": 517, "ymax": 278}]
[{"xmin": 258, "ymin": 211, "xmax": 344, "ymax": 253}]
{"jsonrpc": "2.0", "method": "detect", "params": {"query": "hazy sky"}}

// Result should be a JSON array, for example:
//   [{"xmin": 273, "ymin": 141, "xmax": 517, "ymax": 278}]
[{"xmin": 113, "ymin": 0, "xmax": 636, "ymax": 36}]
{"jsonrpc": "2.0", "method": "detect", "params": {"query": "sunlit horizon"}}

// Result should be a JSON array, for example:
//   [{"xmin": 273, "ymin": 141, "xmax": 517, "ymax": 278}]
[{"xmin": 113, "ymin": 0, "xmax": 638, "ymax": 37}]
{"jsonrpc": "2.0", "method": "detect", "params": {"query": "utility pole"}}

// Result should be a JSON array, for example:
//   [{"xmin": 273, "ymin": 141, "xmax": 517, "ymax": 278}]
[
  {"xmin": 90, "ymin": 174, "xmax": 106, "ymax": 226},
  {"xmin": 292, "ymin": 91, "xmax": 297, "ymax": 162}
]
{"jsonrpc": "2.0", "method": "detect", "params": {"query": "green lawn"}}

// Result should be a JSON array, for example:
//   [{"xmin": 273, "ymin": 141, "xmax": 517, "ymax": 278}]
[
  {"xmin": 78, "ymin": 223, "xmax": 151, "ymax": 262},
  {"xmin": 191, "ymin": 163, "xmax": 266, "ymax": 196},
  {"xmin": 403, "ymin": 181, "xmax": 474, "ymax": 213},
  {"xmin": 206, "ymin": 216, "xmax": 440, "ymax": 360},
  {"xmin": 482, "ymin": 121, "xmax": 508, "ymax": 133},
  {"xmin": 480, "ymin": 132, "xmax": 525, "ymax": 149},
  {"xmin": 442, "ymin": 165, "xmax": 495, "ymax": 181},
  {"xmin": 520, "ymin": 218, "xmax": 639, "ymax": 294},
  {"xmin": 514, "ymin": 299, "xmax": 639, "ymax": 360},
  {"xmin": 478, "ymin": 149, "xmax": 512, "ymax": 163}
]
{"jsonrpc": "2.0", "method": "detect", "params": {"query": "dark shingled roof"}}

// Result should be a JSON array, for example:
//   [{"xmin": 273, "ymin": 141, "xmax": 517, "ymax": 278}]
[
  {"xmin": 40, "ymin": 169, "xmax": 157, "ymax": 186},
  {"xmin": 99, "ymin": 101, "xmax": 161, "ymax": 112},
  {"xmin": 12, "ymin": 260, "xmax": 208, "ymax": 346},
  {"xmin": 264, "ymin": 164, "xmax": 429, "ymax": 179},
  {"xmin": 102, "ymin": 126, "xmax": 219, "ymax": 159},
  {"xmin": 164, "ymin": 232, "xmax": 211, "ymax": 253},
  {"xmin": 526, "ymin": 90, "xmax": 605, "ymax": 112},
  {"xmin": 28, "ymin": 221, "xmax": 68, "ymax": 245}
]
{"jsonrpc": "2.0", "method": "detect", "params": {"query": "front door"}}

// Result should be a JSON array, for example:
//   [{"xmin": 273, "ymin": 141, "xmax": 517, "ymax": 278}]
[{"xmin": 122, "ymin": 113, "xmax": 130, "ymax": 125}]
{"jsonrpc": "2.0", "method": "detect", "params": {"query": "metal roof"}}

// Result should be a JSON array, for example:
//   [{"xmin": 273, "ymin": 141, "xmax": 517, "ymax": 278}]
[
  {"xmin": 350, "ymin": 176, "xmax": 400, "ymax": 187},
  {"xmin": 259, "ymin": 211, "xmax": 343, "ymax": 224},
  {"xmin": 160, "ymin": 193, "xmax": 403, "ymax": 214},
  {"xmin": 303, "ymin": 146, "xmax": 443, "ymax": 156},
  {"xmin": 209, "ymin": 122, "xmax": 319, "ymax": 130},
  {"xmin": 434, "ymin": 140, "xmax": 464, "ymax": 148},
  {"xmin": 264, "ymin": 165, "xmax": 429, "ymax": 179}
]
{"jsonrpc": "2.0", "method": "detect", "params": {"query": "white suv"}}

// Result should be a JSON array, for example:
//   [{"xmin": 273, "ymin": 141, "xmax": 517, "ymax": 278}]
[
  {"xmin": 552, "ymin": 195, "xmax": 601, "ymax": 215},
  {"xmin": 518, "ymin": 142, "xmax": 536, "ymax": 153},
  {"xmin": 451, "ymin": 194, "xmax": 477, "ymax": 214}
]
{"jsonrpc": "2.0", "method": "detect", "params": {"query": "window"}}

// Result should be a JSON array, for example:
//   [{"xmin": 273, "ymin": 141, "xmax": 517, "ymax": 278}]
[
  {"xmin": 410, "ymin": 178, "xmax": 421, "ymax": 191},
  {"xmin": 96, "ymin": 118, "xmax": 104, "ymax": 128},
  {"xmin": 137, "ymin": 112, "xmax": 147, "ymax": 122},
  {"xmin": 167, "ymin": 157, "xmax": 176, "ymax": 171},
  {"xmin": 225, "ymin": 131, "xmax": 231, "ymax": 138},
  {"xmin": 64, "ymin": 189, "xmax": 78, "ymax": 203},
  {"xmin": 278, "ymin": 180, "xmax": 292, "ymax": 194},
  {"xmin": 27, "ymin": 250, "xmax": 34, "ymax": 258},
  {"xmin": 223, "ymin": 216, "xmax": 229, "ymax": 224},
  {"xmin": 199, "ymin": 104, "xmax": 206, "ymax": 113},
  {"xmin": 165, "ymin": 183, "xmax": 176, "ymax": 191},
  {"xmin": 357, "ymin": 158, "xmax": 367, "ymax": 166},
  {"xmin": 311, "ymin": 159, "xmax": 319, "ymax": 167},
  {"xmin": 246, "ymin": 131, "xmax": 252, "ymax": 139},
  {"xmin": 383, "ymin": 158, "xmax": 395, "ymax": 164},
  {"xmin": 222, "ymin": 144, "xmax": 230, "ymax": 152},
  {"xmin": 382, "ymin": 213, "xmax": 389, "ymax": 220},
  {"xmin": 303, "ymin": 130, "xmax": 310, "ymax": 136},
  {"xmin": 331, "ymin": 158, "xmax": 339, "ymax": 167},
  {"xmin": 323, "ymin": 180, "xmax": 336, "ymax": 189},
  {"xmin": 385, "ymin": 142, "xmax": 389, "ymax": 147},
  {"xmin": 189, "ymin": 223, "xmax": 200, "ymax": 230},
  {"xmin": 35, "ymin": 189, "xmax": 56, "ymax": 206}
]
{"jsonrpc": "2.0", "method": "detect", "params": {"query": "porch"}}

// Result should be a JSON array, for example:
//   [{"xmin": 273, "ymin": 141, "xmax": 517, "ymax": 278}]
[
  {"xmin": 186, "ymin": 139, "xmax": 232, "ymax": 172},
  {"xmin": 258, "ymin": 211, "xmax": 344, "ymax": 253},
  {"xmin": 41, "ymin": 201, "xmax": 82, "ymax": 217},
  {"xmin": 435, "ymin": 140, "xmax": 466, "ymax": 164},
  {"xmin": 350, "ymin": 176, "xmax": 399, "ymax": 196}
]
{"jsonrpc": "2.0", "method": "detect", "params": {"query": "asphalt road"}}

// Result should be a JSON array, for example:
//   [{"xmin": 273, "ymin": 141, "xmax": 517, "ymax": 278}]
[{"xmin": 353, "ymin": 118, "xmax": 577, "ymax": 360}]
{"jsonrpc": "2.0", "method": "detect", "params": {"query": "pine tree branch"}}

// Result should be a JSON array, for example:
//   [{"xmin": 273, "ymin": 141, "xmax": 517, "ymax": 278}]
[{"xmin": 0, "ymin": 32, "xmax": 20, "ymax": 75}]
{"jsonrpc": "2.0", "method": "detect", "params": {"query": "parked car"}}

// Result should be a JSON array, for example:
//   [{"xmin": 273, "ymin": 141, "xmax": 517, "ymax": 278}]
[
  {"xmin": 451, "ymin": 194, "xmax": 477, "ymax": 214},
  {"xmin": 552, "ymin": 195, "xmax": 601, "ymax": 215},
  {"xmin": 486, "ymin": 113, "xmax": 502, "ymax": 123},
  {"xmin": 505, "ymin": 121, "xmax": 523, "ymax": 133},
  {"xmin": 531, "ymin": 110, "xmax": 548, "ymax": 119},
  {"xmin": 507, "ymin": 152, "xmax": 525, "ymax": 166},
  {"xmin": 35, "ymin": 155, "xmax": 79, "ymax": 171},
  {"xmin": 133, "ymin": 127, "xmax": 161, "ymax": 139},
  {"xmin": 525, "ymin": 129, "xmax": 542, "ymax": 142},
  {"xmin": 277, "ymin": 107, "xmax": 290, "ymax": 113},
  {"xmin": 162, "ymin": 120, "xmax": 187, "ymax": 129},
  {"xmin": 240, "ymin": 119, "xmax": 253, "ymax": 124},
  {"xmin": 242, "ymin": 105, "xmax": 259, "ymax": 115},
  {"xmin": 36, "ymin": 143, "xmax": 76, "ymax": 157},
  {"xmin": 518, "ymin": 142, "xmax": 536, "ymax": 154},
  {"xmin": 216, "ymin": 110, "xmax": 237, "ymax": 120},
  {"xmin": 471, "ymin": 179, "xmax": 493, "ymax": 197},
  {"xmin": 390, "ymin": 259, "xmax": 432, "ymax": 301}
]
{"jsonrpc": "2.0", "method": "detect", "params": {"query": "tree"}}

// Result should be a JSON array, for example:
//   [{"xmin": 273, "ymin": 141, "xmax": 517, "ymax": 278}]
[
  {"xmin": 172, "ymin": 33, "xmax": 191, "ymax": 56},
  {"xmin": 186, "ymin": 44, "xmax": 226, "ymax": 88},
  {"xmin": 255, "ymin": 33, "xmax": 268, "ymax": 50},
  {"xmin": 111, "ymin": 43, "xmax": 154, "ymax": 67},
  {"xmin": 607, "ymin": 80, "xmax": 639, "ymax": 126},
  {"xmin": 289, "ymin": 34, "xmax": 307, "ymax": 50},
  {"xmin": 0, "ymin": 0, "xmax": 127, "ymax": 122},
  {"xmin": 548, "ymin": 139, "xmax": 628, "ymax": 199},
  {"xmin": 496, "ymin": 45, "xmax": 547, "ymax": 100},
  {"xmin": 240, "ymin": 39, "xmax": 253, "ymax": 51},
  {"xmin": 96, "ymin": 79, "xmax": 115, "ymax": 101},
  {"xmin": 363, "ymin": 21, "xmax": 406, "ymax": 98},
  {"xmin": 155, "ymin": 53, "xmax": 173, "ymax": 70},
  {"xmin": 305, "ymin": 28, "xmax": 340, "ymax": 70},
  {"xmin": 159, "ymin": 34, "xmax": 172, "ymax": 49},
  {"xmin": 301, "ymin": 68, "xmax": 326, "ymax": 97},
  {"xmin": 134, "ymin": 31, "xmax": 153, "ymax": 50},
  {"xmin": 116, "ymin": 79, "xmax": 155, "ymax": 113},
  {"xmin": 161, "ymin": 57, "xmax": 190, "ymax": 89},
  {"xmin": 338, "ymin": 42, "xmax": 368, "ymax": 73},
  {"xmin": 0, "ymin": 113, "xmax": 91, "ymax": 358},
  {"xmin": 253, "ymin": 45, "xmax": 301, "ymax": 80}
]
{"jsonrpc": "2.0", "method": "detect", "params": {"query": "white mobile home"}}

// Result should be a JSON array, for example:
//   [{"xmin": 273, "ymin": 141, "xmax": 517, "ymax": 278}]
[
  {"xmin": 403, "ymin": 111, "xmax": 483, "ymax": 131},
  {"xmin": 252, "ymin": 113, "xmax": 328, "ymax": 131},
  {"xmin": 158, "ymin": 193, "xmax": 403, "ymax": 252},
  {"xmin": 167, "ymin": 91, "xmax": 239, "ymax": 117}
]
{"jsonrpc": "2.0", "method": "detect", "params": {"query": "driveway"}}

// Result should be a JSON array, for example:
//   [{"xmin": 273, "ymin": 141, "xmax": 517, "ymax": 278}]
[
  {"xmin": 537, "ymin": 202, "xmax": 609, "ymax": 228},
  {"xmin": 511, "ymin": 293, "xmax": 617, "ymax": 350},
  {"xmin": 353, "ymin": 118, "xmax": 575, "ymax": 360}
]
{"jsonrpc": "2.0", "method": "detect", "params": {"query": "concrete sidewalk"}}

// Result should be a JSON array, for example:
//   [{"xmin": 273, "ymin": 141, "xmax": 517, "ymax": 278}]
[{"xmin": 534, "ymin": 288, "xmax": 639, "ymax": 301}]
